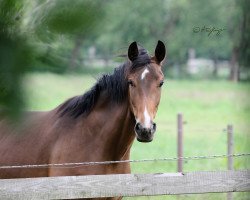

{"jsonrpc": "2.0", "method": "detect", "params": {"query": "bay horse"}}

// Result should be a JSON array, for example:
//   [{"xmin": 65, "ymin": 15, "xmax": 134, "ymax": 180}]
[{"xmin": 0, "ymin": 41, "xmax": 166, "ymax": 199}]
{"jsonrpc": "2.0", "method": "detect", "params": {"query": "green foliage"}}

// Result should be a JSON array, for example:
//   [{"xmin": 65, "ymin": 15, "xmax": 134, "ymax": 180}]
[
  {"xmin": 0, "ymin": 0, "xmax": 249, "ymax": 117},
  {"xmin": 96, "ymin": 0, "xmax": 172, "ymax": 55},
  {"xmin": 44, "ymin": 1, "xmax": 102, "ymax": 35},
  {"xmin": 170, "ymin": 0, "xmax": 233, "ymax": 60},
  {"xmin": 0, "ymin": 0, "xmax": 105, "ymax": 117},
  {"xmin": 95, "ymin": 0, "xmax": 237, "ymax": 63},
  {"xmin": 0, "ymin": 0, "xmax": 34, "ymax": 118}
]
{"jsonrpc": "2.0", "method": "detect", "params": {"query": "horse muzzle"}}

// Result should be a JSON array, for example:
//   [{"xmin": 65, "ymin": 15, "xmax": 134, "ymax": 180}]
[{"xmin": 134, "ymin": 122, "xmax": 156, "ymax": 143}]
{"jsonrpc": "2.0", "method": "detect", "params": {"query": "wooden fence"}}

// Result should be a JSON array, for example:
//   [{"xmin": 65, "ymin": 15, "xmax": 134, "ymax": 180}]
[
  {"xmin": 176, "ymin": 114, "xmax": 245, "ymax": 200},
  {"xmin": 177, "ymin": 113, "xmax": 235, "ymax": 173},
  {"xmin": 0, "ymin": 170, "xmax": 249, "ymax": 199}
]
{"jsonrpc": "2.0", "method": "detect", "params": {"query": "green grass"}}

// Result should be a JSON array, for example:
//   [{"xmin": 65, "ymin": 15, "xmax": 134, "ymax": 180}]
[{"xmin": 23, "ymin": 72, "xmax": 250, "ymax": 200}]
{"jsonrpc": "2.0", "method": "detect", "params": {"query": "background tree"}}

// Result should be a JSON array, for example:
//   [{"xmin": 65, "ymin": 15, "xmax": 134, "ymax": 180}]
[
  {"xmin": 238, "ymin": 0, "xmax": 250, "ymax": 77},
  {"xmin": 0, "ymin": 0, "xmax": 105, "ymax": 118},
  {"xmin": 0, "ymin": 0, "xmax": 33, "ymax": 118}
]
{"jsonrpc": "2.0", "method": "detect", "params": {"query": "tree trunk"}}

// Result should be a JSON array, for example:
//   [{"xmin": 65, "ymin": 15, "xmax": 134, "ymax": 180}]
[
  {"xmin": 229, "ymin": 47, "xmax": 239, "ymax": 82},
  {"xmin": 212, "ymin": 56, "xmax": 218, "ymax": 78},
  {"xmin": 69, "ymin": 35, "xmax": 84, "ymax": 71}
]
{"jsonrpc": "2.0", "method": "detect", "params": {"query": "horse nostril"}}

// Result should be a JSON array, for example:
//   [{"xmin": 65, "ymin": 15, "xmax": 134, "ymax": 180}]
[
  {"xmin": 152, "ymin": 123, "xmax": 156, "ymax": 132},
  {"xmin": 135, "ymin": 123, "xmax": 141, "ymax": 133}
]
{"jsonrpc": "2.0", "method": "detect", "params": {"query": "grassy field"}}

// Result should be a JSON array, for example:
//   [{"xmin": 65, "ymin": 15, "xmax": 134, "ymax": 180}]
[{"xmin": 23, "ymin": 72, "xmax": 250, "ymax": 200}]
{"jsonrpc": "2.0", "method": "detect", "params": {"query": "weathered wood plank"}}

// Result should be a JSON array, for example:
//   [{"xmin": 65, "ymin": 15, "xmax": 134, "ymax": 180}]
[{"xmin": 0, "ymin": 170, "xmax": 249, "ymax": 199}]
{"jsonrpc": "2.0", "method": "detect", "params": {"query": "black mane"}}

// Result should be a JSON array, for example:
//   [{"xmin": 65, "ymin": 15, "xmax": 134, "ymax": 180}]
[{"xmin": 58, "ymin": 48, "xmax": 151, "ymax": 118}]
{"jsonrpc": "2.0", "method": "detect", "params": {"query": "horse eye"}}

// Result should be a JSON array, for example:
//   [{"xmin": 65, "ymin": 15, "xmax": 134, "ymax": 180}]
[
  {"xmin": 159, "ymin": 81, "xmax": 164, "ymax": 87},
  {"xmin": 128, "ymin": 80, "xmax": 135, "ymax": 87}
]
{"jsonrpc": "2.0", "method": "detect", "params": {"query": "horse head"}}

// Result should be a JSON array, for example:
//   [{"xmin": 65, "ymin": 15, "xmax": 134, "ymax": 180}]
[{"xmin": 127, "ymin": 41, "xmax": 166, "ymax": 142}]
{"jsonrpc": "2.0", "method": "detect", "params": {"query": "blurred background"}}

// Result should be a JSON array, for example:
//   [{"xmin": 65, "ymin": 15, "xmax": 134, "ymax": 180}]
[{"xmin": 0, "ymin": 0, "xmax": 249, "ymax": 199}]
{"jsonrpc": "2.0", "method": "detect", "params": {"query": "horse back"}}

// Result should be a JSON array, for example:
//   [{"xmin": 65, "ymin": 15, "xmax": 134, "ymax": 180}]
[{"xmin": 0, "ymin": 111, "xmax": 57, "ymax": 178}]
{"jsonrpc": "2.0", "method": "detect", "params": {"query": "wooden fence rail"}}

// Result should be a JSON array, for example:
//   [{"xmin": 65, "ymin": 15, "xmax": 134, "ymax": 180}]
[{"xmin": 0, "ymin": 170, "xmax": 249, "ymax": 199}]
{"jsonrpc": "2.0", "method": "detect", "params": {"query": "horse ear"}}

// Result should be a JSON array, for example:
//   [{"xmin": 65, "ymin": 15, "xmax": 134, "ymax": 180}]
[
  {"xmin": 154, "ymin": 40, "xmax": 166, "ymax": 64},
  {"xmin": 128, "ymin": 41, "xmax": 139, "ymax": 61}
]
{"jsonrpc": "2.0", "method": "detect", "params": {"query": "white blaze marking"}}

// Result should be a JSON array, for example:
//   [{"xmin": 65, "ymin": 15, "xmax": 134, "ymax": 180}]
[
  {"xmin": 143, "ymin": 106, "xmax": 151, "ymax": 128},
  {"xmin": 141, "ymin": 68, "xmax": 149, "ymax": 80}
]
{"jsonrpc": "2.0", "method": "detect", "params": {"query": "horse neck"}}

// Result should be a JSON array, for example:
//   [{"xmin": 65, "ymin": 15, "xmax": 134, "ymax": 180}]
[{"xmin": 84, "ymin": 92, "xmax": 136, "ymax": 161}]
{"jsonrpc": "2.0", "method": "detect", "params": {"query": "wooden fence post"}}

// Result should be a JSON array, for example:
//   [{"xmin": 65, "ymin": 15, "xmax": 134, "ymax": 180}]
[
  {"xmin": 227, "ymin": 124, "xmax": 234, "ymax": 200},
  {"xmin": 177, "ymin": 113, "xmax": 183, "ymax": 172}
]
